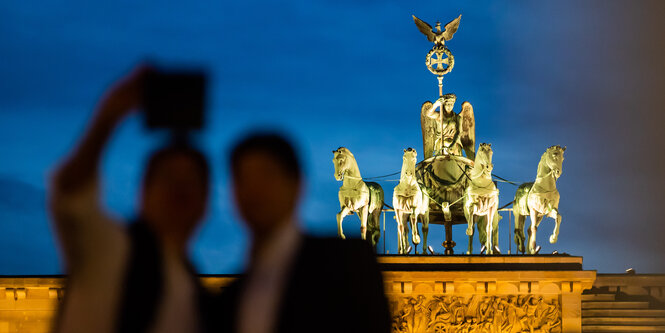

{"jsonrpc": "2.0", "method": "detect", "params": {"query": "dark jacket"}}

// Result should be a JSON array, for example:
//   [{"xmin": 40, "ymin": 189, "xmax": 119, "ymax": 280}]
[
  {"xmin": 117, "ymin": 221, "xmax": 210, "ymax": 333},
  {"xmin": 209, "ymin": 236, "xmax": 391, "ymax": 333}
]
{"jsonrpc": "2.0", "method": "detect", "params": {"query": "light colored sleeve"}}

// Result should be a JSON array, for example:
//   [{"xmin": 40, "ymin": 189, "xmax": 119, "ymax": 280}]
[{"xmin": 49, "ymin": 176, "xmax": 127, "ymax": 274}]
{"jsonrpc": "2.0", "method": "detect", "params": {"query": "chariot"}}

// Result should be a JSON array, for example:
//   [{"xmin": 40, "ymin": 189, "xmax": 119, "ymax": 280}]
[{"xmin": 415, "ymin": 154, "xmax": 474, "ymax": 254}]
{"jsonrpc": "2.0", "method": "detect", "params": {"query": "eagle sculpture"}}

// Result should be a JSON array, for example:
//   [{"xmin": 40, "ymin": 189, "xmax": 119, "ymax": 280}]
[{"xmin": 412, "ymin": 15, "xmax": 462, "ymax": 46}]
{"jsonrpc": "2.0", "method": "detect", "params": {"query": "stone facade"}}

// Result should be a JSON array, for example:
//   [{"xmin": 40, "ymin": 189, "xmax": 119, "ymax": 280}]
[
  {"xmin": 379, "ymin": 256, "xmax": 595, "ymax": 333},
  {"xmin": 2, "ymin": 257, "xmax": 664, "ymax": 333}
]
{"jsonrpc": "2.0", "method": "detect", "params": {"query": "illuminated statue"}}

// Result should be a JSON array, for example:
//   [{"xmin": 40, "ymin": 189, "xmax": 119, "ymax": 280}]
[
  {"xmin": 332, "ymin": 147, "xmax": 384, "ymax": 247},
  {"xmin": 420, "ymin": 95, "xmax": 475, "ymax": 160},
  {"xmin": 411, "ymin": 14, "xmax": 485, "ymax": 255},
  {"xmin": 463, "ymin": 143, "xmax": 500, "ymax": 254},
  {"xmin": 415, "ymin": 13, "xmax": 474, "ymax": 161},
  {"xmin": 413, "ymin": 15, "xmax": 461, "ymax": 47},
  {"xmin": 514, "ymin": 146, "xmax": 566, "ymax": 254},
  {"xmin": 393, "ymin": 148, "xmax": 430, "ymax": 254},
  {"xmin": 413, "ymin": 14, "xmax": 463, "ymax": 97}
]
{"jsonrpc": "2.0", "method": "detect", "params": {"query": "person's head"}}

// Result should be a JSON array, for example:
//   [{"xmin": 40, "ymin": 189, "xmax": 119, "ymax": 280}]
[
  {"xmin": 230, "ymin": 132, "xmax": 302, "ymax": 238},
  {"xmin": 443, "ymin": 93, "xmax": 457, "ymax": 113},
  {"xmin": 140, "ymin": 144, "xmax": 210, "ymax": 247}
]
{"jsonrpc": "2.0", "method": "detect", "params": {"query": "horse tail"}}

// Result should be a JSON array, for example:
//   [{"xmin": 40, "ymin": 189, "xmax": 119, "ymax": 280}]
[
  {"xmin": 365, "ymin": 182, "xmax": 384, "ymax": 232},
  {"xmin": 513, "ymin": 182, "xmax": 533, "ymax": 216},
  {"xmin": 365, "ymin": 182, "xmax": 383, "ymax": 211}
]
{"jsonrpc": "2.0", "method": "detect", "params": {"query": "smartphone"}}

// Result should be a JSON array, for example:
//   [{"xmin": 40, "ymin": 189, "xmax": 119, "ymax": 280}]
[{"xmin": 143, "ymin": 69, "xmax": 207, "ymax": 130}]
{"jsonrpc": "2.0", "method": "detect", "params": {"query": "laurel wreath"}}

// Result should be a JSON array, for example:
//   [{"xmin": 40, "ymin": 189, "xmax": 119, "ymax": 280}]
[{"xmin": 426, "ymin": 45, "xmax": 455, "ymax": 76}]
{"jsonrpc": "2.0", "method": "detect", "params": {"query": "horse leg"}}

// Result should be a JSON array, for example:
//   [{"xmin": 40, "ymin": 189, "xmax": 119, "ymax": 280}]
[
  {"xmin": 336, "ymin": 206, "xmax": 351, "ymax": 240},
  {"xmin": 411, "ymin": 212, "xmax": 421, "ymax": 246},
  {"xmin": 514, "ymin": 213, "xmax": 526, "ymax": 254},
  {"xmin": 484, "ymin": 214, "xmax": 491, "ymax": 255},
  {"xmin": 478, "ymin": 215, "xmax": 487, "ymax": 254},
  {"xmin": 464, "ymin": 199, "xmax": 474, "ymax": 236},
  {"xmin": 464, "ymin": 197, "xmax": 475, "ymax": 254},
  {"xmin": 465, "ymin": 214, "xmax": 480, "ymax": 254},
  {"xmin": 528, "ymin": 210, "xmax": 543, "ymax": 254},
  {"xmin": 411, "ymin": 214, "xmax": 419, "ymax": 255},
  {"xmin": 550, "ymin": 209, "xmax": 561, "ymax": 244},
  {"xmin": 492, "ymin": 211, "xmax": 501, "ymax": 254},
  {"xmin": 467, "ymin": 216, "xmax": 474, "ymax": 255},
  {"xmin": 402, "ymin": 219, "xmax": 411, "ymax": 254},
  {"xmin": 370, "ymin": 209, "xmax": 382, "ymax": 248},
  {"xmin": 395, "ymin": 210, "xmax": 404, "ymax": 254},
  {"xmin": 485, "ymin": 206, "xmax": 497, "ymax": 255},
  {"xmin": 359, "ymin": 205, "xmax": 369, "ymax": 241},
  {"xmin": 421, "ymin": 212, "xmax": 430, "ymax": 255},
  {"xmin": 411, "ymin": 219, "xmax": 418, "ymax": 254}
]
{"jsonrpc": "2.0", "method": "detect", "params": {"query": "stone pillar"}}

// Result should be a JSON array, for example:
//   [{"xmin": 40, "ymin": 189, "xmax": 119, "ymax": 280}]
[{"xmin": 561, "ymin": 281, "xmax": 582, "ymax": 333}]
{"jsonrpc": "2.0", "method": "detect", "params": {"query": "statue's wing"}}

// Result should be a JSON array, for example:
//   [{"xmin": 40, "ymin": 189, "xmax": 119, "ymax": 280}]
[
  {"xmin": 420, "ymin": 101, "xmax": 437, "ymax": 159},
  {"xmin": 412, "ymin": 15, "xmax": 435, "ymax": 42},
  {"xmin": 442, "ymin": 15, "xmax": 462, "ymax": 41},
  {"xmin": 459, "ymin": 101, "xmax": 476, "ymax": 160}
]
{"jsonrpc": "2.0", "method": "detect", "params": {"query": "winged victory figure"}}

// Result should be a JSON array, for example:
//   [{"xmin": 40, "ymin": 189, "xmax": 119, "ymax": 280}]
[
  {"xmin": 412, "ymin": 15, "xmax": 462, "ymax": 46},
  {"xmin": 420, "ymin": 94, "xmax": 475, "ymax": 160}
]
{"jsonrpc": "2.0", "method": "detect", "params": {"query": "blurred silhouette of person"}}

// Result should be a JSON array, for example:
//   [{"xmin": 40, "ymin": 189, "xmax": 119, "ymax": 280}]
[
  {"xmin": 49, "ymin": 67, "xmax": 212, "ymax": 333},
  {"xmin": 212, "ymin": 132, "xmax": 390, "ymax": 333}
]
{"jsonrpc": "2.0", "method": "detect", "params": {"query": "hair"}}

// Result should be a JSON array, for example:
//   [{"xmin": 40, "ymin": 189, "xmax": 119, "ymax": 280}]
[
  {"xmin": 230, "ymin": 132, "xmax": 301, "ymax": 180},
  {"xmin": 143, "ymin": 144, "xmax": 210, "ymax": 190}
]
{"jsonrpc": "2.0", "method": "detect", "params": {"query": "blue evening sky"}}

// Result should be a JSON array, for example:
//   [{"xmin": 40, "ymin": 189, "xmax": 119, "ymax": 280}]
[{"xmin": 1, "ymin": 1, "xmax": 664, "ymax": 274}]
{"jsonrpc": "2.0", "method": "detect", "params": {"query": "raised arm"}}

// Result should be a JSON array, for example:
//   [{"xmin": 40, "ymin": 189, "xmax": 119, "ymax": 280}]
[
  {"xmin": 422, "ymin": 98, "xmax": 444, "ymax": 119},
  {"xmin": 49, "ymin": 67, "xmax": 145, "ymax": 271},
  {"xmin": 53, "ymin": 68, "xmax": 144, "ymax": 192}
]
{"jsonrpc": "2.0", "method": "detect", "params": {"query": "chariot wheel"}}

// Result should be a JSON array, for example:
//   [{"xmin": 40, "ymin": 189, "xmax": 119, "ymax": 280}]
[{"xmin": 430, "ymin": 321, "xmax": 447, "ymax": 333}]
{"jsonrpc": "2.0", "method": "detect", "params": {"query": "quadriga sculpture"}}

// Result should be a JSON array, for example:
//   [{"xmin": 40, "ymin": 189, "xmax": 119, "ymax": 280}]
[
  {"xmin": 514, "ymin": 145, "xmax": 566, "ymax": 254},
  {"xmin": 332, "ymin": 147, "xmax": 384, "ymax": 248},
  {"xmin": 418, "ymin": 93, "xmax": 476, "ymax": 253},
  {"xmin": 393, "ymin": 148, "xmax": 430, "ymax": 254},
  {"xmin": 463, "ymin": 143, "xmax": 500, "ymax": 254}
]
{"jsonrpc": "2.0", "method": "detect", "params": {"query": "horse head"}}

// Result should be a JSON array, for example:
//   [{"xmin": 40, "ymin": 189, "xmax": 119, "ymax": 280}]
[
  {"xmin": 332, "ymin": 147, "xmax": 353, "ymax": 181},
  {"xmin": 472, "ymin": 143, "xmax": 493, "ymax": 178},
  {"xmin": 401, "ymin": 148, "xmax": 418, "ymax": 179},
  {"xmin": 543, "ymin": 145, "xmax": 566, "ymax": 179}
]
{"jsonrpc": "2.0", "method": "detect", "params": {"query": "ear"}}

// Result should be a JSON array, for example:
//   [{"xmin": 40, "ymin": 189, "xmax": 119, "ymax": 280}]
[
  {"xmin": 332, "ymin": 150, "xmax": 336, "ymax": 153},
  {"xmin": 404, "ymin": 148, "xmax": 407, "ymax": 153},
  {"xmin": 563, "ymin": 146, "xmax": 567, "ymax": 152}
]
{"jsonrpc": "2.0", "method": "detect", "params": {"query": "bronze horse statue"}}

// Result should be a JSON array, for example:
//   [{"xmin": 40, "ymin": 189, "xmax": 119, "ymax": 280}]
[{"xmin": 514, "ymin": 145, "xmax": 566, "ymax": 254}]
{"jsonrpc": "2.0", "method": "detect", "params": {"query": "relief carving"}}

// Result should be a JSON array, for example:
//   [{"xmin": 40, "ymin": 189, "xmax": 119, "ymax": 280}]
[{"xmin": 390, "ymin": 294, "xmax": 561, "ymax": 333}]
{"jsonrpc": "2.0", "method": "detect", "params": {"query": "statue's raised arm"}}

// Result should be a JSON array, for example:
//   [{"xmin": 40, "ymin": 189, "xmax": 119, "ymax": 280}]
[{"xmin": 420, "ymin": 99, "xmax": 443, "ymax": 159}]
